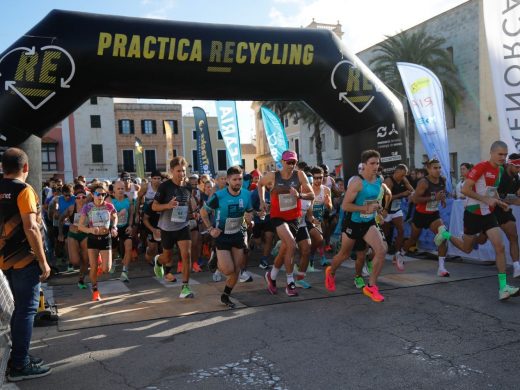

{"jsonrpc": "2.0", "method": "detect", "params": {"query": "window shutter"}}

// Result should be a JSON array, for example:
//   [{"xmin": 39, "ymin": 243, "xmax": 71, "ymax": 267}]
[
  {"xmin": 141, "ymin": 120, "xmax": 145, "ymax": 134},
  {"xmin": 152, "ymin": 120, "xmax": 157, "ymax": 134},
  {"xmin": 118, "ymin": 120, "xmax": 123, "ymax": 134},
  {"xmin": 130, "ymin": 120, "xmax": 135, "ymax": 134}
]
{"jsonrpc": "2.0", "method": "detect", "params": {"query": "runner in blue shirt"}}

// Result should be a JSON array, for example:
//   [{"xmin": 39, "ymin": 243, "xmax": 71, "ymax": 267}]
[{"xmin": 200, "ymin": 166, "xmax": 254, "ymax": 308}]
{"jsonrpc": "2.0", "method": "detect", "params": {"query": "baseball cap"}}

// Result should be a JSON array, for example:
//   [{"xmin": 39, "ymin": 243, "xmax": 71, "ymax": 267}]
[
  {"xmin": 189, "ymin": 173, "xmax": 199, "ymax": 180},
  {"xmin": 282, "ymin": 150, "xmax": 298, "ymax": 161},
  {"xmin": 120, "ymin": 171, "xmax": 131, "ymax": 180}
]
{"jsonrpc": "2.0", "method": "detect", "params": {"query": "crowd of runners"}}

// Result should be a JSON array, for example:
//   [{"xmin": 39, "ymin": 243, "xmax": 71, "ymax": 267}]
[{"xmin": 40, "ymin": 140, "xmax": 520, "ymax": 307}]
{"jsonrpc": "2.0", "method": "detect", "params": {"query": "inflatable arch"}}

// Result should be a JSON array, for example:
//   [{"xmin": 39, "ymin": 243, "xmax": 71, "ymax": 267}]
[{"xmin": 0, "ymin": 10, "xmax": 406, "ymax": 176}]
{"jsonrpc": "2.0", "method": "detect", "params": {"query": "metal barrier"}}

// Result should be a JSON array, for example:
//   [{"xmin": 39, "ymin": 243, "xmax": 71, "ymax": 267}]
[{"xmin": 0, "ymin": 270, "xmax": 14, "ymax": 387}]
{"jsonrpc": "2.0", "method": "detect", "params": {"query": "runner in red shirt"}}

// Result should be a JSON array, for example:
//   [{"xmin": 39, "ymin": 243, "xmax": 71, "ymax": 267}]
[{"xmin": 441, "ymin": 141, "xmax": 519, "ymax": 300}]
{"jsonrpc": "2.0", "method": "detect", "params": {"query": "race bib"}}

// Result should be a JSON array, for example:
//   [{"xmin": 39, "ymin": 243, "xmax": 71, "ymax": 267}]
[
  {"xmin": 360, "ymin": 200, "xmax": 378, "ymax": 219},
  {"xmin": 426, "ymin": 200, "xmax": 439, "ymax": 212},
  {"xmin": 390, "ymin": 199, "xmax": 401, "ymax": 212},
  {"xmin": 224, "ymin": 217, "xmax": 243, "ymax": 234},
  {"xmin": 486, "ymin": 186, "xmax": 499, "ymax": 199},
  {"xmin": 171, "ymin": 205, "xmax": 189, "ymax": 223},
  {"xmin": 117, "ymin": 209, "xmax": 128, "ymax": 226},
  {"xmin": 91, "ymin": 209, "xmax": 110, "ymax": 228},
  {"xmin": 73, "ymin": 213, "xmax": 81, "ymax": 226},
  {"xmin": 279, "ymin": 194, "xmax": 297, "ymax": 212}
]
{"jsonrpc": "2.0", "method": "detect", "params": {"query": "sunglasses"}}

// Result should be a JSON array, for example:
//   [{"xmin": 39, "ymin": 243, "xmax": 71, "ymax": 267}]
[
  {"xmin": 93, "ymin": 191, "xmax": 107, "ymax": 198},
  {"xmin": 63, "ymin": 193, "xmax": 71, "ymax": 197},
  {"xmin": 285, "ymin": 160, "xmax": 297, "ymax": 165}
]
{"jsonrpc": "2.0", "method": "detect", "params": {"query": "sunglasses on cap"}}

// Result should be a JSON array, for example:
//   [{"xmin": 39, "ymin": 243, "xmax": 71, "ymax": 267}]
[{"xmin": 93, "ymin": 191, "xmax": 107, "ymax": 198}]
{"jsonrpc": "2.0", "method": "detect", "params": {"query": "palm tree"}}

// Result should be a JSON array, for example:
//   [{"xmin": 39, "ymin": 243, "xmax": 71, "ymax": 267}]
[
  {"xmin": 369, "ymin": 29, "xmax": 463, "ymax": 165},
  {"xmin": 260, "ymin": 100, "xmax": 326, "ymax": 166}
]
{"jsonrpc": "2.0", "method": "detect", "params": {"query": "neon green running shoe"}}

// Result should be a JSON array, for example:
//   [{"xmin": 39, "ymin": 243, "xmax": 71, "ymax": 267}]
[
  {"xmin": 354, "ymin": 276, "xmax": 365, "ymax": 289},
  {"xmin": 153, "ymin": 255, "xmax": 164, "ymax": 278},
  {"xmin": 179, "ymin": 284, "xmax": 194, "ymax": 298},
  {"xmin": 499, "ymin": 284, "xmax": 520, "ymax": 301}
]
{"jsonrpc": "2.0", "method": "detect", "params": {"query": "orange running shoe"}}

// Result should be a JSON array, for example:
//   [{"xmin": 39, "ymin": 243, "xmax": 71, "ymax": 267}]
[
  {"xmin": 92, "ymin": 290, "xmax": 101, "ymax": 301},
  {"xmin": 192, "ymin": 262, "xmax": 202, "ymax": 273},
  {"xmin": 325, "ymin": 266, "xmax": 336, "ymax": 292},
  {"xmin": 176, "ymin": 261, "xmax": 183, "ymax": 273},
  {"xmin": 363, "ymin": 285, "xmax": 385, "ymax": 302}
]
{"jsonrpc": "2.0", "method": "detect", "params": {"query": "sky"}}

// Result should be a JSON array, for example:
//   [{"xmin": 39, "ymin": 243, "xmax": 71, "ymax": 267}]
[{"xmin": 1, "ymin": 0, "xmax": 468, "ymax": 142}]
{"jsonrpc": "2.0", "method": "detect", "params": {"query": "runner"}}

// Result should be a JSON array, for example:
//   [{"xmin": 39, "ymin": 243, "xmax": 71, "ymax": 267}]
[
  {"xmin": 383, "ymin": 164, "xmax": 414, "ymax": 271},
  {"xmin": 402, "ymin": 159, "xmax": 451, "ymax": 277},
  {"xmin": 200, "ymin": 166, "xmax": 254, "ymax": 308},
  {"xmin": 152, "ymin": 157, "xmax": 197, "ymax": 298},
  {"xmin": 455, "ymin": 163, "xmax": 472, "ymax": 199},
  {"xmin": 308, "ymin": 166, "xmax": 332, "ymax": 267},
  {"xmin": 250, "ymin": 183, "xmax": 275, "ymax": 269},
  {"xmin": 442, "ymin": 142, "xmax": 519, "ymax": 300},
  {"xmin": 77, "ymin": 183, "xmax": 118, "ymax": 301},
  {"xmin": 59, "ymin": 185, "xmax": 89, "ymax": 288},
  {"xmin": 258, "ymin": 150, "xmax": 314, "ymax": 296},
  {"xmin": 325, "ymin": 149, "xmax": 391, "ymax": 302},
  {"xmin": 108, "ymin": 181, "xmax": 134, "ymax": 283},
  {"xmin": 293, "ymin": 195, "xmax": 314, "ymax": 288},
  {"xmin": 319, "ymin": 164, "xmax": 338, "ymax": 252},
  {"xmin": 495, "ymin": 153, "xmax": 520, "ymax": 278}
]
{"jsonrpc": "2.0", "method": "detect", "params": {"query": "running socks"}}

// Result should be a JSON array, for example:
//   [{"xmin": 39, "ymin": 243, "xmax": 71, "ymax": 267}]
[
  {"xmin": 224, "ymin": 285, "xmax": 233, "ymax": 296},
  {"xmin": 270, "ymin": 266, "xmax": 280, "ymax": 280},
  {"xmin": 498, "ymin": 273, "xmax": 507, "ymax": 290},
  {"xmin": 92, "ymin": 283, "xmax": 98, "ymax": 291},
  {"xmin": 438, "ymin": 257, "xmax": 446, "ymax": 269},
  {"xmin": 286, "ymin": 273, "xmax": 295, "ymax": 285}
]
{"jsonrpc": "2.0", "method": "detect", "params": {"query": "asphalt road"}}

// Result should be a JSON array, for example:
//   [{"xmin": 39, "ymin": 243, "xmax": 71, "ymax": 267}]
[{"xmin": 13, "ymin": 274, "xmax": 520, "ymax": 390}]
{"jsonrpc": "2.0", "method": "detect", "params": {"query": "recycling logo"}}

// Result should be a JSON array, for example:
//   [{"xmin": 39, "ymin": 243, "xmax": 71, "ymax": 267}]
[
  {"xmin": 330, "ymin": 60, "xmax": 379, "ymax": 113},
  {"xmin": 0, "ymin": 45, "xmax": 75, "ymax": 110}
]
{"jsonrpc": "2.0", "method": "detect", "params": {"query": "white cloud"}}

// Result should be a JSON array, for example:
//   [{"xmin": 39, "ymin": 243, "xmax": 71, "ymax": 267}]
[
  {"xmin": 268, "ymin": 0, "xmax": 468, "ymax": 52},
  {"xmin": 142, "ymin": 0, "xmax": 177, "ymax": 20}
]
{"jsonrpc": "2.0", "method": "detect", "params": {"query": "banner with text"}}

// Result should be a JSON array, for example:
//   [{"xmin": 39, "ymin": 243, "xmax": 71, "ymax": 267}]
[
  {"xmin": 215, "ymin": 101, "xmax": 242, "ymax": 167},
  {"xmin": 397, "ymin": 62, "xmax": 452, "ymax": 192},
  {"xmin": 193, "ymin": 106, "xmax": 216, "ymax": 176},
  {"xmin": 134, "ymin": 137, "xmax": 145, "ymax": 179},
  {"xmin": 483, "ymin": 0, "xmax": 520, "ymax": 153},
  {"xmin": 260, "ymin": 106, "xmax": 289, "ymax": 169}
]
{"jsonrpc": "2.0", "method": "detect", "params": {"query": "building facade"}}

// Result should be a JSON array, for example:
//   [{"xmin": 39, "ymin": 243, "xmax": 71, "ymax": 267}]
[{"xmin": 114, "ymin": 102, "xmax": 183, "ymax": 175}]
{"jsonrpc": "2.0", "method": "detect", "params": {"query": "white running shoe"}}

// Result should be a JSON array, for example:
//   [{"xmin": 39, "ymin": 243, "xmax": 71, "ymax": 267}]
[
  {"xmin": 213, "ymin": 270, "xmax": 222, "ymax": 282},
  {"xmin": 239, "ymin": 270, "xmax": 253, "ymax": 283},
  {"xmin": 513, "ymin": 263, "xmax": 520, "ymax": 278},
  {"xmin": 437, "ymin": 267, "xmax": 450, "ymax": 277}
]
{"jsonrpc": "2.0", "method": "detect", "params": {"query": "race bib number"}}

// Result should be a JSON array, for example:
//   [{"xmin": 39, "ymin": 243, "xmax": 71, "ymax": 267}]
[
  {"xmin": 360, "ymin": 200, "xmax": 378, "ymax": 219},
  {"xmin": 279, "ymin": 194, "xmax": 297, "ymax": 212},
  {"xmin": 73, "ymin": 213, "xmax": 81, "ymax": 226},
  {"xmin": 117, "ymin": 209, "xmax": 128, "ymax": 226},
  {"xmin": 426, "ymin": 200, "xmax": 439, "ymax": 212},
  {"xmin": 171, "ymin": 205, "xmax": 189, "ymax": 223},
  {"xmin": 486, "ymin": 186, "xmax": 498, "ymax": 199},
  {"xmin": 224, "ymin": 217, "xmax": 243, "ymax": 234},
  {"xmin": 390, "ymin": 199, "xmax": 401, "ymax": 212},
  {"xmin": 91, "ymin": 210, "xmax": 110, "ymax": 228}
]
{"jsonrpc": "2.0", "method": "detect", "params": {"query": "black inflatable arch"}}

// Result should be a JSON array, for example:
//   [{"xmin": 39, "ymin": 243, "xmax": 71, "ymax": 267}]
[{"xmin": 0, "ymin": 10, "xmax": 405, "ymax": 176}]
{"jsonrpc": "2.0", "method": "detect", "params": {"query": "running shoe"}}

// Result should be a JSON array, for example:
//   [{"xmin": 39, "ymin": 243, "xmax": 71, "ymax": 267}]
[
  {"xmin": 77, "ymin": 280, "xmax": 87, "ymax": 289},
  {"xmin": 513, "ymin": 264, "xmax": 520, "ymax": 278},
  {"xmin": 208, "ymin": 249, "xmax": 218, "ymax": 273},
  {"xmin": 307, "ymin": 264, "xmax": 318, "ymax": 272},
  {"xmin": 362, "ymin": 285, "xmax": 385, "ymax": 302},
  {"xmin": 221, "ymin": 294, "xmax": 236, "ymax": 308},
  {"xmin": 354, "ymin": 276, "xmax": 365, "ymax": 289},
  {"xmin": 265, "ymin": 271, "xmax": 277, "ymax": 294},
  {"xmin": 325, "ymin": 266, "xmax": 336, "ymax": 292},
  {"xmin": 109, "ymin": 261, "xmax": 117, "ymax": 274},
  {"xmin": 92, "ymin": 290, "xmax": 101, "ymax": 301},
  {"xmin": 437, "ymin": 267, "xmax": 450, "ymax": 277},
  {"xmin": 320, "ymin": 256, "xmax": 331, "ymax": 267},
  {"xmin": 176, "ymin": 261, "xmax": 183, "ymax": 274},
  {"xmin": 7, "ymin": 362, "xmax": 52, "ymax": 382},
  {"xmin": 295, "ymin": 279, "xmax": 311, "ymax": 289},
  {"xmin": 179, "ymin": 284, "xmax": 194, "ymax": 298},
  {"xmin": 285, "ymin": 282, "xmax": 299, "ymax": 296},
  {"xmin": 362, "ymin": 263, "xmax": 370, "ymax": 277},
  {"xmin": 120, "ymin": 271, "xmax": 129, "ymax": 283},
  {"xmin": 259, "ymin": 256, "xmax": 270, "ymax": 269},
  {"xmin": 164, "ymin": 273, "xmax": 177, "ymax": 283},
  {"xmin": 212, "ymin": 270, "xmax": 222, "ymax": 282},
  {"xmin": 393, "ymin": 253, "xmax": 405, "ymax": 272},
  {"xmin": 67, "ymin": 263, "xmax": 75, "ymax": 272},
  {"xmin": 434, "ymin": 226, "xmax": 448, "ymax": 247},
  {"xmin": 153, "ymin": 255, "xmax": 164, "ymax": 278},
  {"xmin": 499, "ymin": 284, "xmax": 520, "ymax": 300},
  {"xmin": 192, "ymin": 262, "xmax": 202, "ymax": 273},
  {"xmin": 239, "ymin": 270, "xmax": 253, "ymax": 283}
]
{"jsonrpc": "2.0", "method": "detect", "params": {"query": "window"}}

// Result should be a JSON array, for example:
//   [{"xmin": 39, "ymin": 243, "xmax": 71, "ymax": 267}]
[
  {"xmin": 90, "ymin": 115, "xmax": 101, "ymax": 128},
  {"xmin": 445, "ymin": 103, "xmax": 456, "ymax": 129},
  {"xmin": 217, "ymin": 130, "xmax": 223, "ymax": 140},
  {"xmin": 92, "ymin": 144, "xmax": 103, "ymax": 163},
  {"xmin": 90, "ymin": 97, "xmax": 98, "ymax": 105},
  {"xmin": 334, "ymin": 132, "xmax": 339, "ymax": 150},
  {"xmin": 450, "ymin": 152, "xmax": 458, "ymax": 180},
  {"xmin": 217, "ymin": 150, "xmax": 227, "ymax": 171},
  {"xmin": 145, "ymin": 150, "xmax": 157, "ymax": 172},
  {"xmin": 309, "ymin": 136, "xmax": 314, "ymax": 155},
  {"xmin": 142, "ymin": 119, "xmax": 156, "ymax": 135},
  {"xmin": 192, "ymin": 150, "xmax": 199, "ymax": 171},
  {"xmin": 284, "ymin": 118, "xmax": 289, "ymax": 128},
  {"xmin": 294, "ymin": 138, "xmax": 300, "ymax": 156},
  {"xmin": 122, "ymin": 150, "xmax": 134, "ymax": 172},
  {"xmin": 173, "ymin": 149, "xmax": 177, "ymax": 157},
  {"xmin": 192, "ymin": 130, "xmax": 197, "ymax": 141},
  {"xmin": 163, "ymin": 119, "xmax": 178, "ymax": 135},
  {"xmin": 41, "ymin": 143, "xmax": 57, "ymax": 171},
  {"xmin": 118, "ymin": 119, "xmax": 134, "ymax": 134}
]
